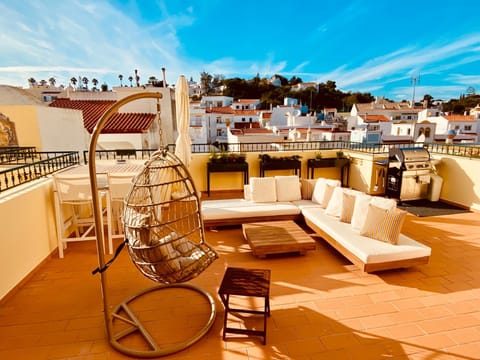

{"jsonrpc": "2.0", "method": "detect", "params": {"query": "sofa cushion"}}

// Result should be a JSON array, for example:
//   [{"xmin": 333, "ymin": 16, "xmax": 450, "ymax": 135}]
[
  {"xmin": 340, "ymin": 192, "xmax": 356, "ymax": 223},
  {"xmin": 325, "ymin": 188, "xmax": 363, "ymax": 218},
  {"xmin": 244, "ymin": 184, "xmax": 252, "ymax": 201},
  {"xmin": 302, "ymin": 207, "xmax": 431, "ymax": 264},
  {"xmin": 201, "ymin": 199, "xmax": 301, "ymax": 221},
  {"xmin": 320, "ymin": 184, "xmax": 336, "ymax": 208},
  {"xmin": 275, "ymin": 175, "xmax": 301, "ymax": 202},
  {"xmin": 312, "ymin": 179, "xmax": 341, "ymax": 206},
  {"xmin": 300, "ymin": 179, "xmax": 317, "ymax": 200},
  {"xmin": 250, "ymin": 177, "xmax": 277, "ymax": 202},
  {"xmin": 351, "ymin": 194, "xmax": 396, "ymax": 231},
  {"xmin": 360, "ymin": 204, "xmax": 407, "ymax": 245}
]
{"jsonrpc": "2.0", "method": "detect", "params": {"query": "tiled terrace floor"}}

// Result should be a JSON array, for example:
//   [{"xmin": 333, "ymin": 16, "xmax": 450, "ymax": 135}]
[{"xmin": 1, "ymin": 198, "xmax": 480, "ymax": 359}]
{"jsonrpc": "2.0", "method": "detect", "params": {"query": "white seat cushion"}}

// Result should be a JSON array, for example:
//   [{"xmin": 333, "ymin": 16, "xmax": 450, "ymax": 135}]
[
  {"xmin": 201, "ymin": 199, "xmax": 300, "ymax": 220},
  {"xmin": 302, "ymin": 207, "xmax": 431, "ymax": 264},
  {"xmin": 275, "ymin": 175, "xmax": 301, "ymax": 202},
  {"xmin": 250, "ymin": 177, "xmax": 277, "ymax": 202}
]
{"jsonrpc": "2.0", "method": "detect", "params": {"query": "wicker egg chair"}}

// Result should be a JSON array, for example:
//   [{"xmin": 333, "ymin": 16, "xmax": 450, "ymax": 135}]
[
  {"xmin": 88, "ymin": 92, "xmax": 218, "ymax": 358},
  {"xmin": 123, "ymin": 149, "xmax": 218, "ymax": 284}
]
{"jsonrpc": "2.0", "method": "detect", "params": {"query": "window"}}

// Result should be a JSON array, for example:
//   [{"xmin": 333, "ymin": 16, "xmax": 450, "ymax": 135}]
[
  {"xmin": 425, "ymin": 128, "xmax": 431, "ymax": 137},
  {"xmin": 465, "ymin": 125, "xmax": 472, "ymax": 131},
  {"xmin": 407, "ymin": 129, "xmax": 411, "ymax": 135},
  {"xmin": 419, "ymin": 127, "xmax": 424, "ymax": 135}
]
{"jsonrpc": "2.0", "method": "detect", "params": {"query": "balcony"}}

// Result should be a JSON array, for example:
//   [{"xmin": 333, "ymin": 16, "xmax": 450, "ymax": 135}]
[{"xmin": 1, "ymin": 142, "xmax": 480, "ymax": 358}]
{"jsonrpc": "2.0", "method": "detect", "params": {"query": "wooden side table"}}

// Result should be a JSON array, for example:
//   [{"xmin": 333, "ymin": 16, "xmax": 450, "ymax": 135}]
[
  {"xmin": 259, "ymin": 159, "xmax": 301, "ymax": 177},
  {"xmin": 218, "ymin": 267, "xmax": 271, "ymax": 344},
  {"xmin": 206, "ymin": 162, "xmax": 249, "ymax": 196}
]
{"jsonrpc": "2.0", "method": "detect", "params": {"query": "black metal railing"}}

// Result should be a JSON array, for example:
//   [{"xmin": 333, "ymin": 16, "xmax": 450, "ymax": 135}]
[
  {"xmin": 2, "ymin": 141, "xmax": 477, "ymax": 193},
  {"xmin": 0, "ymin": 146, "xmax": 38, "ymax": 164},
  {"xmin": 82, "ymin": 141, "xmax": 480, "ymax": 159},
  {"xmin": 0, "ymin": 151, "xmax": 80, "ymax": 193}
]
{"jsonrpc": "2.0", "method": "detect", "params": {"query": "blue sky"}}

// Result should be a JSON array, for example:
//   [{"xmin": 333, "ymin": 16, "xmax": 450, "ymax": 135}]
[{"xmin": 0, "ymin": 0, "xmax": 479, "ymax": 101}]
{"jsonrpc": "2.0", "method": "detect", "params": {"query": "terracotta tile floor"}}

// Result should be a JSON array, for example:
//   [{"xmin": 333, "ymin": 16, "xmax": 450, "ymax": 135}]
[{"xmin": 1, "ymin": 203, "xmax": 480, "ymax": 359}]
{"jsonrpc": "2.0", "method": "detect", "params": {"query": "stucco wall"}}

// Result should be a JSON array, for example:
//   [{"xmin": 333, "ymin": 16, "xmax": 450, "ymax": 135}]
[
  {"xmin": 0, "ymin": 179, "xmax": 58, "ymax": 300},
  {"xmin": 0, "ymin": 105, "xmax": 42, "ymax": 148}
]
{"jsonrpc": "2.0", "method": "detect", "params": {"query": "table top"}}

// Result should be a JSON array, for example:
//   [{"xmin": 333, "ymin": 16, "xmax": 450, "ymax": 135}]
[
  {"xmin": 56, "ymin": 160, "xmax": 145, "ymax": 176},
  {"xmin": 242, "ymin": 220, "xmax": 315, "ymax": 244},
  {"xmin": 218, "ymin": 267, "xmax": 270, "ymax": 297}
]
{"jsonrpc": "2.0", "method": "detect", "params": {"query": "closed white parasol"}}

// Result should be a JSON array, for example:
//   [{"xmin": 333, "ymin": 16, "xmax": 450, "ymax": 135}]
[{"xmin": 174, "ymin": 75, "xmax": 192, "ymax": 167}]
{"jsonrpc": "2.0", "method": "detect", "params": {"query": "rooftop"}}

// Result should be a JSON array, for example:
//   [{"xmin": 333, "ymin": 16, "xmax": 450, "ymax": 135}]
[{"xmin": 1, "ymin": 196, "xmax": 480, "ymax": 359}]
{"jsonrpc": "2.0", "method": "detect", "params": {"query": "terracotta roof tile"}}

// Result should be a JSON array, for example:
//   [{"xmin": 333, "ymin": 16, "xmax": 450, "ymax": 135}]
[
  {"xmin": 359, "ymin": 114, "xmax": 390, "ymax": 122},
  {"xmin": 445, "ymin": 115, "xmax": 476, "ymax": 122},
  {"xmin": 49, "ymin": 98, "xmax": 156, "ymax": 133}
]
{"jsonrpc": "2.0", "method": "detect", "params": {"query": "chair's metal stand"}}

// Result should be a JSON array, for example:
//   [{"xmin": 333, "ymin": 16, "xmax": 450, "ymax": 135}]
[{"xmin": 88, "ymin": 92, "xmax": 216, "ymax": 358}]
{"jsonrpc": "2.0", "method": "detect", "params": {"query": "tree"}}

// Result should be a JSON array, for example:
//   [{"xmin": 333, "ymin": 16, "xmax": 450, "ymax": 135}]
[
  {"xmin": 70, "ymin": 77, "xmax": 77, "ymax": 87},
  {"xmin": 200, "ymin": 71, "xmax": 213, "ymax": 95},
  {"xmin": 128, "ymin": 76, "xmax": 133, "ymax": 87},
  {"xmin": 48, "ymin": 77, "xmax": 56, "ymax": 87},
  {"xmin": 39, "ymin": 79, "xmax": 47, "ymax": 86},
  {"xmin": 27, "ymin": 77, "xmax": 36, "ymax": 87},
  {"xmin": 118, "ymin": 74, "xmax": 123, "ymax": 86},
  {"xmin": 92, "ymin": 78, "xmax": 98, "ymax": 90},
  {"xmin": 423, "ymin": 94, "xmax": 433, "ymax": 107},
  {"xmin": 289, "ymin": 76, "xmax": 303, "ymax": 86},
  {"xmin": 212, "ymin": 74, "xmax": 225, "ymax": 93}
]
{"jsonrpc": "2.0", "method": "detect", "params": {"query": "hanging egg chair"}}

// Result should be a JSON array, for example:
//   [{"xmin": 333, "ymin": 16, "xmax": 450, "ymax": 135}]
[
  {"xmin": 123, "ymin": 149, "xmax": 218, "ymax": 284},
  {"xmin": 88, "ymin": 92, "xmax": 218, "ymax": 358}
]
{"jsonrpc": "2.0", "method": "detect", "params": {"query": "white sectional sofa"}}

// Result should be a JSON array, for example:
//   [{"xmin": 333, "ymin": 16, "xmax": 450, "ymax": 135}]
[{"xmin": 201, "ymin": 175, "xmax": 431, "ymax": 272}]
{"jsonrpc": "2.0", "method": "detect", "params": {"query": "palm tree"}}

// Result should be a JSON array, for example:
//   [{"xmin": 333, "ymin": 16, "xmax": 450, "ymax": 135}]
[
  {"xmin": 48, "ymin": 77, "xmax": 56, "ymax": 87},
  {"xmin": 128, "ymin": 76, "xmax": 133, "ymax": 87},
  {"xmin": 92, "ymin": 78, "xmax": 98, "ymax": 90},
  {"xmin": 39, "ymin": 79, "xmax": 47, "ymax": 86},
  {"xmin": 27, "ymin": 77, "xmax": 36, "ymax": 87},
  {"xmin": 70, "ymin": 77, "xmax": 77, "ymax": 87},
  {"xmin": 118, "ymin": 74, "xmax": 123, "ymax": 86},
  {"xmin": 82, "ymin": 77, "xmax": 89, "ymax": 90}
]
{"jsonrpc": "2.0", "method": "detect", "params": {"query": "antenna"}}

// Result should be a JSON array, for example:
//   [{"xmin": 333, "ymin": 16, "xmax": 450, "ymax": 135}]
[{"xmin": 411, "ymin": 74, "xmax": 420, "ymax": 107}]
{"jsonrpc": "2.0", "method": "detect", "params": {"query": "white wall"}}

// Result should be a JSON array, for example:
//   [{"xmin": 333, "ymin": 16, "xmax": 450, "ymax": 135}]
[
  {"xmin": 36, "ymin": 106, "xmax": 87, "ymax": 152},
  {"xmin": 0, "ymin": 179, "xmax": 58, "ymax": 300}
]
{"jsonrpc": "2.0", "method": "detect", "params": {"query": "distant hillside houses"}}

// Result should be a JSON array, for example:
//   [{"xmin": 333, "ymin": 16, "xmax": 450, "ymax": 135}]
[{"xmin": 1, "ymin": 80, "xmax": 479, "ymax": 153}]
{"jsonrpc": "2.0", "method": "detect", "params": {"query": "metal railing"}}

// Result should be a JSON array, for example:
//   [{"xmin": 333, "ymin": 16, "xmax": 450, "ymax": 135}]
[
  {"xmin": 0, "ymin": 151, "xmax": 80, "ymax": 193},
  {"xmin": 2, "ymin": 141, "xmax": 477, "ymax": 193},
  {"xmin": 0, "ymin": 146, "xmax": 38, "ymax": 164},
  {"xmin": 82, "ymin": 141, "xmax": 480, "ymax": 159}
]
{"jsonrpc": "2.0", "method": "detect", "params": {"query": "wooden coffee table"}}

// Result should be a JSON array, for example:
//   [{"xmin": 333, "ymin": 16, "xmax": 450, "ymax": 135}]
[{"xmin": 242, "ymin": 220, "xmax": 316, "ymax": 258}]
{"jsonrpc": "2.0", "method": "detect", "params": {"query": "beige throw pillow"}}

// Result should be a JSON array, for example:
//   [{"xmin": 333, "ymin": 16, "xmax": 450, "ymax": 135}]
[
  {"xmin": 320, "ymin": 184, "xmax": 336, "ymax": 208},
  {"xmin": 340, "ymin": 192, "xmax": 356, "ymax": 223},
  {"xmin": 300, "ymin": 179, "xmax": 317, "ymax": 200},
  {"xmin": 360, "ymin": 204, "xmax": 407, "ymax": 244}
]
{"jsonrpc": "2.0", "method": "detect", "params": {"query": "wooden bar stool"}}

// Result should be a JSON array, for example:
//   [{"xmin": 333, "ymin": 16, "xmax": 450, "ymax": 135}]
[{"xmin": 218, "ymin": 267, "xmax": 271, "ymax": 344}]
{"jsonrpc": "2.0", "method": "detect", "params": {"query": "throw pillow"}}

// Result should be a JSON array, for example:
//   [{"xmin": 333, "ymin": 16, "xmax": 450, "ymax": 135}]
[
  {"xmin": 250, "ymin": 177, "xmax": 277, "ymax": 202},
  {"xmin": 325, "ymin": 186, "xmax": 344, "ymax": 217},
  {"xmin": 320, "ymin": 184, "xmax": 336, "ymax": 208},
  {"xmin": 360, "ymin": 204, "xmax": 407, "ymax": 244},
  {"xmin": 311, "ymin": 178, "xmax": 327, "ymax": 204},
  {"xmin": 244, "ymin": 184, "xmax": 251, "ymax": 201},
  {"xmin": 300, "ymin": 179, "xmax": 317, "ymax": 200},
  {"xmin": 340, "ymin": 192, "xmax": 356, "ymax": 223},
  {"xmin": 350, "ymin": 193, "xmax": 373, "ymax": 230},
  {"xmin": 275, "ymin": 175, "xmax": 302, "ymax": 201}
]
